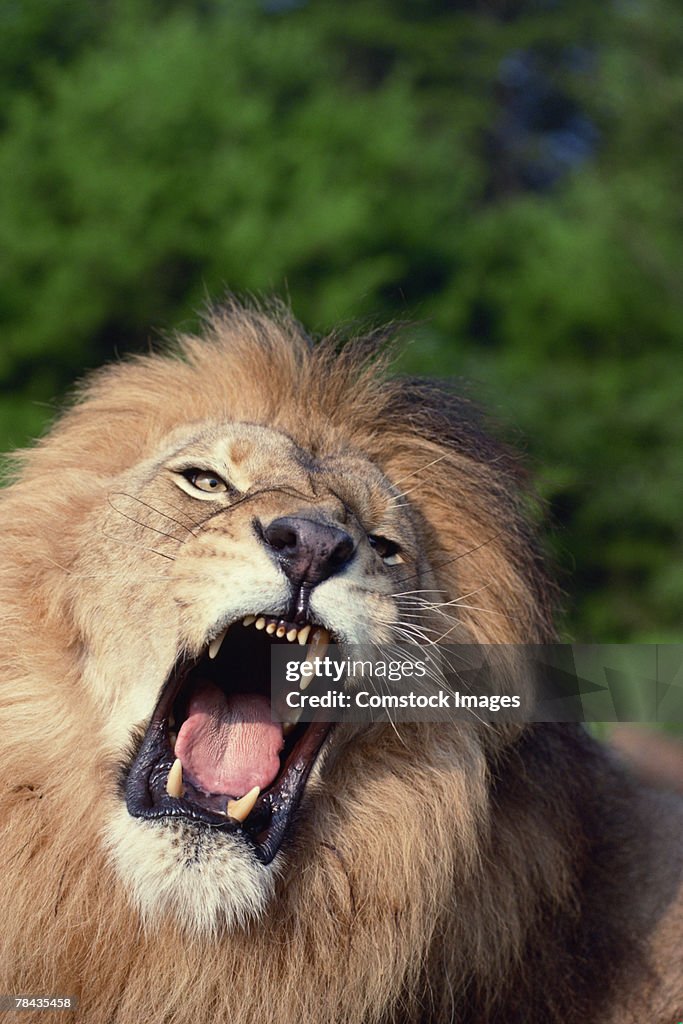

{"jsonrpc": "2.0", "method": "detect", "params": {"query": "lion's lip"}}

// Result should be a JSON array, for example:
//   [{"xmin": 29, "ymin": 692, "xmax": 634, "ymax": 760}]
[{"xmin": 124, "ymin": 615, "xmax": 334, "ymax": 864}]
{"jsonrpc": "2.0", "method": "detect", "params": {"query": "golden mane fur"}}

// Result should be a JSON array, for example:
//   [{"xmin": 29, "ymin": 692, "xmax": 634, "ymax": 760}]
[{"xmin": 0, "ymin": 303, "xmax": 681, "ymax": 1024}]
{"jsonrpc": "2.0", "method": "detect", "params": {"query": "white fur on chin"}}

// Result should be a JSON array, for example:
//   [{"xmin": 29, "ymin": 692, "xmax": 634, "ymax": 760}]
[{"xmin": 105, "ymin": 806, "xmax": 278, "ymax": 936}]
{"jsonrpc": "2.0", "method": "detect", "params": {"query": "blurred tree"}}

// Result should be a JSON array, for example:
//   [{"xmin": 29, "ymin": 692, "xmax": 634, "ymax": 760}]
[{"xmin": 0, "ymin": 0, "xmax": 681, "ymax": 644}]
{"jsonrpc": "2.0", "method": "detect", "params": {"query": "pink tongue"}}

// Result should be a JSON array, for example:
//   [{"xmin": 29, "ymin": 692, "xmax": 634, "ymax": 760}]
[{"xmin": 175, "ymin": 679, "xmax": 284, "ymax": 798}]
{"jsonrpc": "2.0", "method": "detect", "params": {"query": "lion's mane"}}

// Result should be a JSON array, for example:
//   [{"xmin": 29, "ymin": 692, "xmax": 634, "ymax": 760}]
[{"xmin": 0, "ymin": 305, "xmax": 680, "ymax": 1024}]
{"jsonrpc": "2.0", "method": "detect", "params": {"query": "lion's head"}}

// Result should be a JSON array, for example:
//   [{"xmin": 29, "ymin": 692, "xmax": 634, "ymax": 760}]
[{"xmin": 0, "ymin": 305, "xmax": 557, "ymax": 1023}]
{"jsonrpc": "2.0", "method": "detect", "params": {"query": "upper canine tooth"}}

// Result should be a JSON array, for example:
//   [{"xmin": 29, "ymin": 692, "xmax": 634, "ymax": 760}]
[
  {"xmin": 227, "ymin": 786, "xmax": 260, "ymax": 823},
  {"xmin": 299, "ymin": 665, "xmax": 314, "ymax": 691},
  {"xmin": 297, "ymin": 625, "xmax": 311, "ymax": 646},
  {"xmin": 255, "ymin": 617, "xmax": 266, "ymax": 630},
  {"xmin": 166, "ymin": 758, "xmax": 183, "ymax": 799},
  {"xmin": 209, "ymin": 628, "xmax": 228, "ymax": 660},
  {"xmin": 299, "ymin": 627, "xmax": 331, "ymax": 690},
  {"xmin": 243, "ymin": 615, "xmax": 256, "ymax": 627},
  {"xmin": 307, "ymin": 627, "xmax": 330, "ymax": 657}
]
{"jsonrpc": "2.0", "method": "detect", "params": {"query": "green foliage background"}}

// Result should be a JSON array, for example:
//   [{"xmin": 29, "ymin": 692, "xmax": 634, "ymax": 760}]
[{"xmin": 1, "ymin": 0, "xmax": 682, "ymax": 651}]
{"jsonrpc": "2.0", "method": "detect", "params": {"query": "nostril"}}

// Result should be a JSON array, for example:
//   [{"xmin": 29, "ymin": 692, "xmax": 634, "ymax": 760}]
[
  {"xmin": 261, "ymin": 515, "xmax": 355, "ymax": 585},
  {"xmin": 331, "ymin": 536, "xmax": 355, "ymax": 566},
  {"xmin": 264, "ymin": 522, "xmax": 299, "ymax": 552}
]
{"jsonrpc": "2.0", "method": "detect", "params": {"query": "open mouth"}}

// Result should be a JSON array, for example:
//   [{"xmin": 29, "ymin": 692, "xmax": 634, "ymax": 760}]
[{"xmin": 125, "ymin": 615, "xmax": 334, "ymax": 864}]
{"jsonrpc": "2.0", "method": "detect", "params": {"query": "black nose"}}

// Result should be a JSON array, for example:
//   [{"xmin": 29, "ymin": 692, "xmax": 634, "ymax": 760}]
[{"xmin": 262, "ymin": 516, "xmax": 355, "ymax": 586}]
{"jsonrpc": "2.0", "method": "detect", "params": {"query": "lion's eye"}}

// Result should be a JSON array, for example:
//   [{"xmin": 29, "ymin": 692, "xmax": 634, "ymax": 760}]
[
  {"xmin": 183, "ymin": 469, "xmax": 228, "ymax": 494},
  {"xmin": 368, "ymin": 534, "xmax": 404, "ymax": 566}
]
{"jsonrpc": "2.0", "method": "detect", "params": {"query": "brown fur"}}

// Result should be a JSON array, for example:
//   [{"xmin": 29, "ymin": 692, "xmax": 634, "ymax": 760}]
[{"xmin": 0, "ymin": 303, "xmax": 681, "ymax": 1023}]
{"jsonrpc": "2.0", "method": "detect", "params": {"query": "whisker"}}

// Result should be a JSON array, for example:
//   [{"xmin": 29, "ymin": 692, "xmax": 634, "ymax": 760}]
[
  {"xmin": 389, "ymin": 454, "xmax": 449, "ymax": 491},
  {"xmin": 383, "ymin": 619, "xmax": 448, "ymax": 641},
  {"xmin": 107, "ymin": 496, "xmax": 186, "ymax": 544},
  {"xmin": 196, "ymin": 484, "xmax": 319, "ymax": 529},
  {"xmin": 109, "ymin": 492, "xmax": 201, "ymax": 534},
  {"xmin": 353, "ymin": 672, "xmax": 407, "ymax": 746},
  {"xmin": 101, "ymin": 528, "xmax": 176, "ymax": 562},
  {"xmin": 385, "ymin": 627, "xmax": 436, "ymax": 647},
  {"xmin": 399, "ymin": 593, "xmax": 522, "ymax": 626},
  {"xmin": 391, "ymin": 589, "xmax": 449, "ymax": 598},
  {"xmin": 392, "ymin": 532, "xmax": 505, "ymax": 587},
  {"xmin": 406, "ymin": 583, "xmax": 493, "ymax": 609},
  {"xmin": 378, "ymin": 639, "xmax": 480, "ymax": 717},
  {"xmin": 42, "ymin": 556, "xmax": 74, "ymax": 575},
  {"xmin": 64, "ymin": 573, "xmax": 171, "ymax": 581},
  {"xmin": 439, "ymin": 603, "xmax": 520, "ymax": 621},
  {"xmin": 388, "ymin": 486, "xmax": 423, "ymax": 504}
]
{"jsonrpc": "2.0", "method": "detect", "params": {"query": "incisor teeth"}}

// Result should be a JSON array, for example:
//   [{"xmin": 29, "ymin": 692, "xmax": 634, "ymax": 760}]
[
  {"xmin": 166, "ymin": 758, "xmax": 183, "ymax": 799},
  {"xmin": 297, "ymin": 625, "xmax": 311, "ymax": 646},
  {"xmin": 243, "ymin": 615, "xmax": 256, "ymax": 627},
  {"xmin": 286, "ymin": 628, "xmax": 298, "ymax": 642},
  {"xmin": 227, "ymin": 786, "xmax": 260, "ymax": 823},
  {"xmin": 208, "ymin": 628, "xmax": 228, "ymax": 660},
  {"xmin": 266, "ymin": 621, "xmax": 277, "ymax": 635},
  {"xmin": 276, "ymin": 624, "xmax": 286, "ymax": 638},
  {"xmin": 255, "ymin": 617, "xmax": 266, "ymax": 630}
]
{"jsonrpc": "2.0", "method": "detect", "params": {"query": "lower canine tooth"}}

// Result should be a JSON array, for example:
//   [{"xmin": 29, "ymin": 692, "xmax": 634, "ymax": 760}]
[
  {"xmin": 227, "ymin": 786, "xmax": 260, "ymax": 823},
  {"xmin": 283, "ymin": 705, "xmax": 303, "ymax": 733},
  {"xmin": 166, "ymin": 758, "xmax": 183, "ymax": 799},
  {"xmin": 209, "ymin": 628, "xmax": 227, "ymax": 660}
]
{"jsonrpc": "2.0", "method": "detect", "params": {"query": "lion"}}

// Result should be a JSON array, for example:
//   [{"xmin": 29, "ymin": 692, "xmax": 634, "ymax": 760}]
[{"xmin": 0, "ymin": 303, "xmax": 681, "ymax": 1024}]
